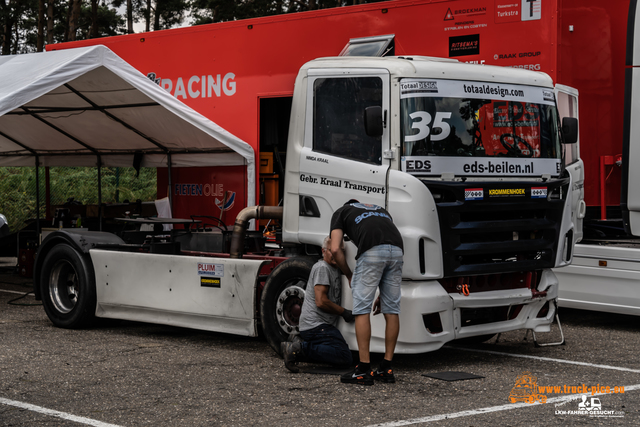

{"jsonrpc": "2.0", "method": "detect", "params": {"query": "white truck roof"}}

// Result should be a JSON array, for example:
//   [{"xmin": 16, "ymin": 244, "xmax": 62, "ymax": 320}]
[{"xmin": 302, "ymin": 56, "xmax": 554, "ymax": 88}]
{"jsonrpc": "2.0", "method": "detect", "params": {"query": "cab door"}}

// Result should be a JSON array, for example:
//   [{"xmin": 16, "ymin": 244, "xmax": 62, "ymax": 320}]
[
  {"xmin": 556, "ymin": 84, "xmax": 585, "ymax": 245},
  {"xmin": 296, "ymin": 69, "xmax": 390, "ymax": 244}
]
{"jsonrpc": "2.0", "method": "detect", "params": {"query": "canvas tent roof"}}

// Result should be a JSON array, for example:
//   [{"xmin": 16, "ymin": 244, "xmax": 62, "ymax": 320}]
[{"xmin": 0, "ymin": 45, "xmax": 255, "ymax": 206}]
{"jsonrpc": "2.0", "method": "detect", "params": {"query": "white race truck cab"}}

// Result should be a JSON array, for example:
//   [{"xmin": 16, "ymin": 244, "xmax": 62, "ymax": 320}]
[{"xmin": 280, "ymin": 56, "xmax": 580, "ymax": 352}]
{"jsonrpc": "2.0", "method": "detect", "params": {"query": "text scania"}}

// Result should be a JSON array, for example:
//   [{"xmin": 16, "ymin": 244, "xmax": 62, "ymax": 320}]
[
  {"xmin": 157, "ymin": 73, "xmax": 236, "ymax": 99},
  {"xmin": 355, "ymin": 211, "xmax": 391, "ymax": 224},
  {"xmin": 463, "ymin": 83, "xmax": 525, "ymax": 98},
  {"xmin": 464, "ymin": 161, "xmax": 534, "ymax": 174}
]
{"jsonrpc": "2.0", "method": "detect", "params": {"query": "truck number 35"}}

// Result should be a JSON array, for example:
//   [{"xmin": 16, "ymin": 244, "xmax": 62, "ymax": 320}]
[{"xmin": 405, "ymin": 111, "xmax": 452, "ymax": 142}]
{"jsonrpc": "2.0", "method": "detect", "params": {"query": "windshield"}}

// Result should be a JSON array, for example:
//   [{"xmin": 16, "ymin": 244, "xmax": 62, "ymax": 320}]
[{"xmin": 400, "ymin": 79, "xmax": 562, "ymax": 177}]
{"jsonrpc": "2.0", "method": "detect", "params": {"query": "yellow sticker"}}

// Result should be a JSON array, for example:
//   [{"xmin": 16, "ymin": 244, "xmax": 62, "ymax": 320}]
[
  {"xmin": 200, "ymin": 277, "xmax": 221, "ymax": 288},
  {"xmin": 488, "ymin": 188, "xmax": 525, "ymax": 197}
]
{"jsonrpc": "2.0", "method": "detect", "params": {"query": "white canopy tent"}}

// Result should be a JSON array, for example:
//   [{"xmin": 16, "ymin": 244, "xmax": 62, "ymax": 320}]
[{"xmin": 0, "ymin": 45, "xmax": 255, "ymax": 208}]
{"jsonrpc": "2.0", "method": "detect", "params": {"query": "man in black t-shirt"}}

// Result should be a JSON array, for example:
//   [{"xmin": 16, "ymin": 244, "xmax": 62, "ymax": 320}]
[{"xmin": 330, "ymin": 199, "xmax": 404, "ymax": 385}]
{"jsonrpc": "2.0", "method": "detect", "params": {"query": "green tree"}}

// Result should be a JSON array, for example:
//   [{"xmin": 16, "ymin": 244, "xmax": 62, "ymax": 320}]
[
  {"xmin": 74, "ymin": 2, "xmax": 125, "ymax": 39},
  {"xmin": 189, "ymin": 0, "xmax": 385, "ymax": 24},
  {"xmin": 137, "ymin": 0, "xmax": 187, "ymax": 31},
  {"xmin": 2, "ymin": 0, "xmax": 125, "ymax": 54},
  {"xmin": 37, "ymin": 0, "xmax": 45, "ymax": 51},
  {"xmin": 0, "ymin": 0, "xmax": 37, "ymax": 54},
  {"xmin": 111, "ymin": 0, "xmax": 144, "ymax": 34},
  {"xmin": 0, "ymin": 167, "xmax": 42, "ymax": 232},
  {"xmin": 155, "ymin": 0, "xmax": 188, "ymax": 30},
  {"xmin": 1, "ymin": 0, "xmax": 390, "ymax": 54},
  {"xmin": 0, "ymin": 166, "xmax": 157, "ymax": 233},
  {"xmin": 67, "ymin": 0, "xmax": 82, "ymax": 41}
]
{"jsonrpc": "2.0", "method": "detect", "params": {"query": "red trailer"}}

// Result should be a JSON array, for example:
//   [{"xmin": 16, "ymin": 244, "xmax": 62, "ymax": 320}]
[{"xmin": 49, "ymin": 0, "xmax": 599, "ymax": 224}]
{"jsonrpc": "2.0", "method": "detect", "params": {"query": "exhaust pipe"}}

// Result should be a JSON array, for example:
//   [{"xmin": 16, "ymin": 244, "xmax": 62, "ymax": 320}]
[{"xmin": 229, "ymin": 206, "xmax": 283, "ymax": 258}]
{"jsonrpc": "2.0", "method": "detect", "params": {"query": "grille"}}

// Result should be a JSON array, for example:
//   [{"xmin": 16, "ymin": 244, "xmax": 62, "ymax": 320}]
[
  {"xmin": 460, "ymin": 304, "xmax": 524, "ymax": 327},
  {"xmin": 424, "ymin": 178, "xmax": 569, "ymax": 277}
]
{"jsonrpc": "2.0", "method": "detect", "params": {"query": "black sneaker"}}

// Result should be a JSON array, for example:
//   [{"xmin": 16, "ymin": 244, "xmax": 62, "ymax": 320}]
[
  {"xmin": 340, "ymin": 365, "xmax": 374, "ymax": 385},
  {"xmin": 288, "ymin": 333, "xmax": 304, "ymax": 344},
  {"xmin": 372, "ymin": 366, "xmax": 396, "ymax": 383},
  {"xmin": 281, "ymin": 341, "xmax": 303, "ymax": 373}
]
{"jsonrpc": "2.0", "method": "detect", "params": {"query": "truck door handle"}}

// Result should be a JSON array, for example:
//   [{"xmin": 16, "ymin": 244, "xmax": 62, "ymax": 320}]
[{"xmin": 299, "ymin": 195, "xmax": 320, "ymax": 217}]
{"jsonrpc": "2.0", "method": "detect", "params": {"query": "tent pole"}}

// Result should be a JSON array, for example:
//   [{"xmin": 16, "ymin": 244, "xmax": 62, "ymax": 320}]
[
  {"xmin": 35, "ymin": 156, "xmax": 40, "ymax": 244},
  {"xmin": 167, "ymin": 153, "xmax": 173, "ymax": 212},
  {"xmin": 98, "ymin": 155, "xmax": 102, "ymax": 231},
  {"xmin": 45, "ymin": 167, "xmax": 50, "ymax": 223}
]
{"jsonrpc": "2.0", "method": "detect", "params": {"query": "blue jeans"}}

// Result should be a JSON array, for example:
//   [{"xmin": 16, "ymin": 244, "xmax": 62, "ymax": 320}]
[
  {"xmin": 300, "ymin": 324, "xmax": 352, "ymax": 367},
  {"xmin": 351, "ymin": 244, "xmax": 403, "ymax": 315}
]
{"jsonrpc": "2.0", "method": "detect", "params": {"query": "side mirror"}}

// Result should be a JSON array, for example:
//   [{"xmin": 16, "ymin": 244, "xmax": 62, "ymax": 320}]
[
  {"xmin": 364, "ymin": 106, "xmax": 383, "ymax": 137},
  {"xmin": 562, "ymin": 117, "xmax": 578, "ymax": 145}
]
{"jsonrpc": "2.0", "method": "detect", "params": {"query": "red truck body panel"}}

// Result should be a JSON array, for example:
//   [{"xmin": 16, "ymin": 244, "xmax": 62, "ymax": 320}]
[{"xmin": 48, "ymin": 0, "xmax": 631, "ymax": 215}]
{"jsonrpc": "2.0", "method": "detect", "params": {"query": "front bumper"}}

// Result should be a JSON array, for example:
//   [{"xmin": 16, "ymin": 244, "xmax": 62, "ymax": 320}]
[{"xmin": 338, "ymin": 269, "xmax": 558, "ymax": 354}]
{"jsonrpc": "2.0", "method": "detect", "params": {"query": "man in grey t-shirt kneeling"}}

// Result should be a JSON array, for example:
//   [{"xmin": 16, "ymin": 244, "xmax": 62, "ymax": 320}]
[{"xmin": 281, "ymin": 236, "xmax": 355, "ymax": 373}]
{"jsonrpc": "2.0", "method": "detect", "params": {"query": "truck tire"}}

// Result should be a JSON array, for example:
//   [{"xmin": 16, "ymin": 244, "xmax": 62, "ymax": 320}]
[
  {"xmin": 260, "ymin": 257, "xmax": 316, "ymax": 355},
  {"xmin": 39, "ymin": 244, "xmax": 96, "ymax": 329}
]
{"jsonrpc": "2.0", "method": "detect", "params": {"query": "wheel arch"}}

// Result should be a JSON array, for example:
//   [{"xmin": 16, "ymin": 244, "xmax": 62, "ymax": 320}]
[{"xmin": 33, "ymin": 230, "xmax": 124, "ymax": 300}]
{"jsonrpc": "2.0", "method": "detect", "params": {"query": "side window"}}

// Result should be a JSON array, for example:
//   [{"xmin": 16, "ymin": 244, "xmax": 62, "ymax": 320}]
[
  {"xmin": 313, "ymin": 77, "xmax": 382, "ymax": 164},
  {"xmin": 556, "ymin": 91, "xmax": 579, "ymax": 165}
]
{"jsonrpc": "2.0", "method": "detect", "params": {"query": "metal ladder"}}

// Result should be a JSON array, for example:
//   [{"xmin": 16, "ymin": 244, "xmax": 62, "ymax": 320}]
[{"xmin": 495, "ymin": 299, "xmax": 565, "ymax": 347}]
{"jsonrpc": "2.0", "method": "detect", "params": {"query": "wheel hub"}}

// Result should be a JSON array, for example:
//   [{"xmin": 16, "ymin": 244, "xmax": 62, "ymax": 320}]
[
  {"xmin": 49, "ymin": 260, "xmax": 79, "ymax": 314},
  {"xmin": 275, "ymin": 284, "xmax": 305, "ymax": 334}
]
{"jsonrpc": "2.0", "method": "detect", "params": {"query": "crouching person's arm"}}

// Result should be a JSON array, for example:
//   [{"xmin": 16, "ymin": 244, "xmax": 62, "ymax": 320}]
[{"xmin": 315, "ymin": 285, "xmax": 354, "ymax": 322}]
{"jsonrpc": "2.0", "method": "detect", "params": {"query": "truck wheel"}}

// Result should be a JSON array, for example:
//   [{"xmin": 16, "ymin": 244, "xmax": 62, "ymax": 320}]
[
  {"xmin": 39, "ymin": 244, "xmax": 96, "ymax": 329},
  {"xmin": 260, "ymin": 257, "xmax": 315, "ymax": 355}
]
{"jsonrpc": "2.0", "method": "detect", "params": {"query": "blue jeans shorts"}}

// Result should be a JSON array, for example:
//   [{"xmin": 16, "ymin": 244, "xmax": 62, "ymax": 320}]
[{"xmin": 351, "ymin": 244, "xmax": 403, "ymax": 315}]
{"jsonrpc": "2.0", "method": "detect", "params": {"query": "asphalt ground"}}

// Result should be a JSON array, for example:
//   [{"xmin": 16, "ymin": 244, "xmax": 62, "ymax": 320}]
[{"xmin": 1, "ymin": 268, "xmax": 639, "ymax": 427}]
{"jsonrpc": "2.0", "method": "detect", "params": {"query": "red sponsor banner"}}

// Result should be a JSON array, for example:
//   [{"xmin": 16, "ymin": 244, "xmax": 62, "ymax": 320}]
[
  {"xmin": 479, "ymin": 101, "xmax": 542, "ymax": 158},
  {"xmin": 157, "ymin": 166, "xmax": 246, "ymax": 227},
  {"xmin": 495, "ymin": 1, "xmax": 520, "ymax": 23}
]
